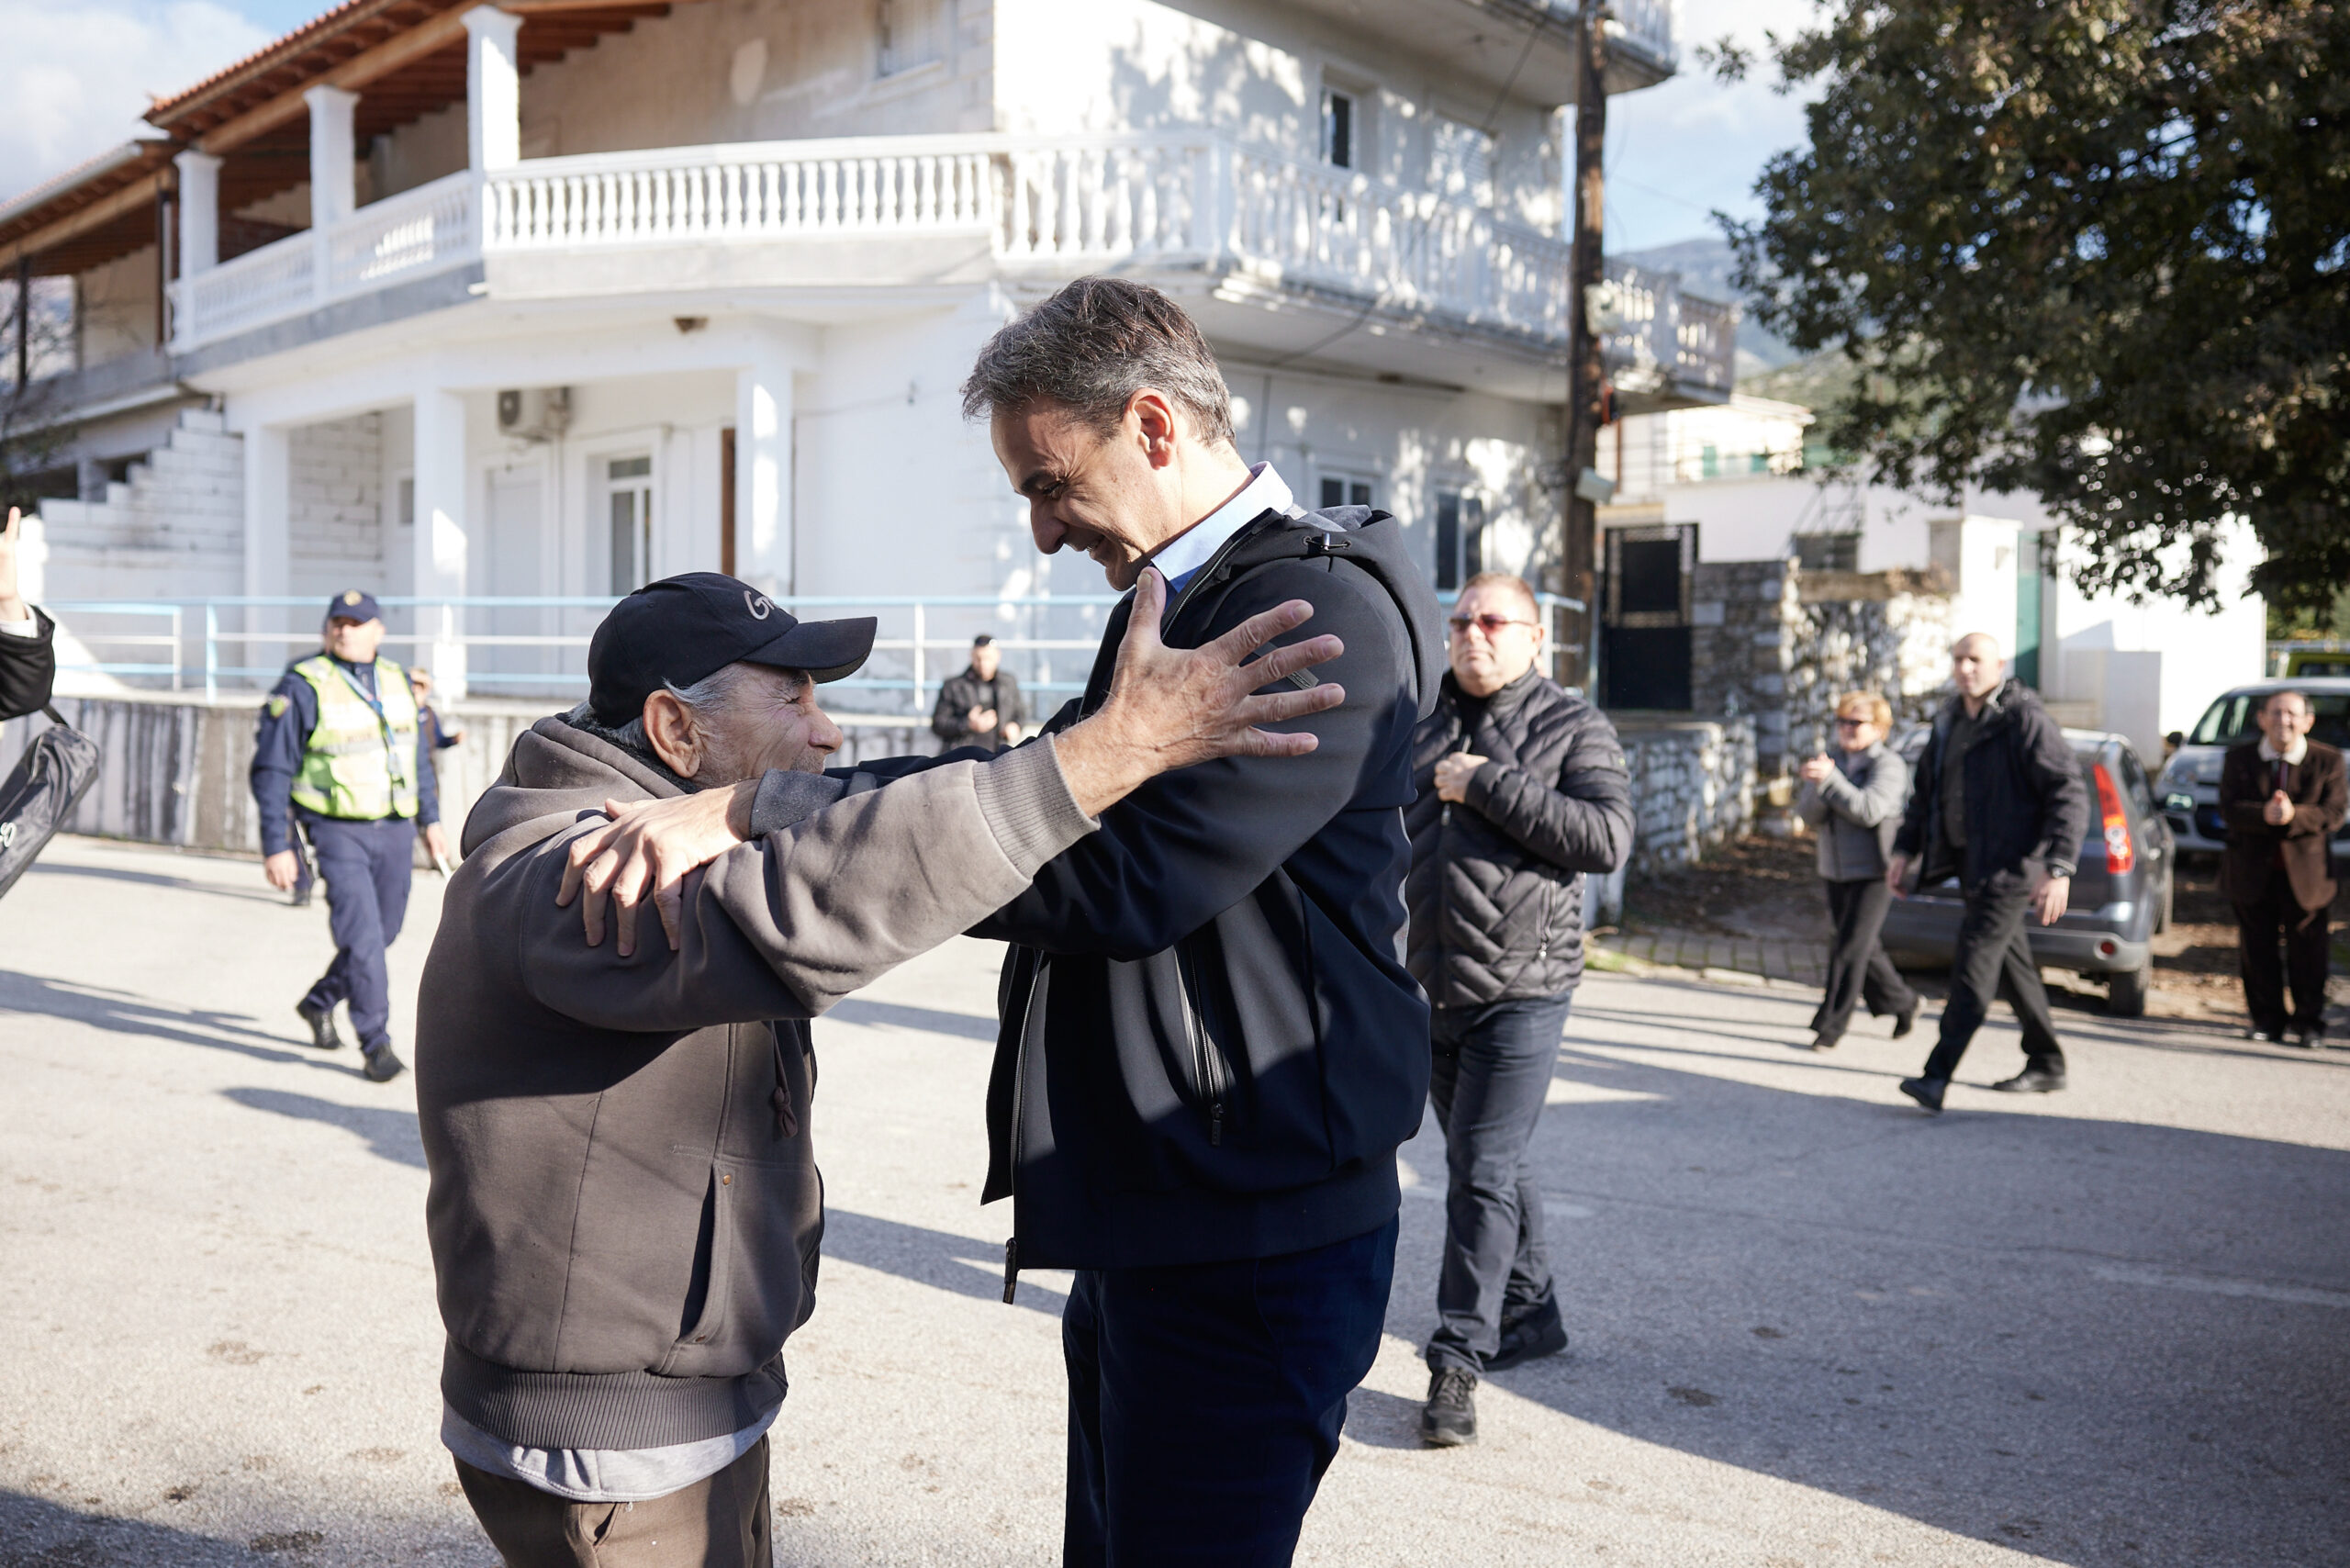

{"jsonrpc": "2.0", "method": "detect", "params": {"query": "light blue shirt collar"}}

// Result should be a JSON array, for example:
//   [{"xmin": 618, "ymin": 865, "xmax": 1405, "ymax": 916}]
[{"xmin": 1149, "ymin": 463, "xmax": 1296, "ymax": 592}]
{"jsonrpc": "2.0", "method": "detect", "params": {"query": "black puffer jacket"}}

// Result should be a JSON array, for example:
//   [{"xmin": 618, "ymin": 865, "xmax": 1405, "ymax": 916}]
[{"xmin": 1406, "ymin": 670, "xmax": 1634, "ymax": 1006}]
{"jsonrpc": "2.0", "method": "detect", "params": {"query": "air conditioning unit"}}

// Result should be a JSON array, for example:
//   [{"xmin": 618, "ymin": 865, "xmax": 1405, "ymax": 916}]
[{"xmin": 496, "ymin": 386, "xmax": 572, "ymax": 442}]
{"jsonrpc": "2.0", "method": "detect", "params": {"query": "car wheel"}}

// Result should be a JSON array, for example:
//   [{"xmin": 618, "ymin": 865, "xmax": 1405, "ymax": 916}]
[{"xmin": 2107, "ymin": 962, "xmax": 2151, "ymax": 1018}]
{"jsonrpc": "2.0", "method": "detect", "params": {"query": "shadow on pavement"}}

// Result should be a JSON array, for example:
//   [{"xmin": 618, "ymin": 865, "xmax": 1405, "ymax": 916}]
[
  {"xmin": 0, "ymin": 1490, "xmax": 284, "ymax": 1566},
  {"xmin": 1383, "ymin": 1021, "xmax": 2350, "ymax": 1567},
  {"xmin": 221, "ymin": 1087, "xmax": 428, "ymax": 1169},
  {"xmin": 821, "ymin": 1208, "xmax": 1067, "ymax": 1318},
  {"xmin": 823, "ymin": 999, "xmax": 999, "ymax": 1042},
  {"xmin": 22, "ymin": 858, "xmax": 291, "ymax": 906},
  {"xmin": 0, "ymin": 969, "xmax": 350, "ymax": 1074}
]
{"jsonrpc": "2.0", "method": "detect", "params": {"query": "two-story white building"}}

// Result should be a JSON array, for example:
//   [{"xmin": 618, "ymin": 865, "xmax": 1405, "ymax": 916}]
[{"xmin": 1, "ymin": 0, "xmax": 1732, "ymax": 711}]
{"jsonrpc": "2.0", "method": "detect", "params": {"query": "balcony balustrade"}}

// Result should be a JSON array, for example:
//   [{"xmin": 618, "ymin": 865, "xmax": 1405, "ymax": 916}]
[{"xmin": 168, "ymin": 132, "xmax": 1735, "ymax": 401}]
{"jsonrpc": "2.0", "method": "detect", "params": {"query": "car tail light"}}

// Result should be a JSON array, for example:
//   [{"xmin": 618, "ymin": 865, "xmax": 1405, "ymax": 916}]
[{"xmin": 2094, "ymin": 763, "xmax": 2134, "ymax": 874}]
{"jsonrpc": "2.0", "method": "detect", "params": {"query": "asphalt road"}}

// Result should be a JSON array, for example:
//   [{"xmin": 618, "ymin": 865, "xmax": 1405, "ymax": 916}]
[{"xmin": 2, "ymin": 834, "xmax": 2344, "ymax": 1568}]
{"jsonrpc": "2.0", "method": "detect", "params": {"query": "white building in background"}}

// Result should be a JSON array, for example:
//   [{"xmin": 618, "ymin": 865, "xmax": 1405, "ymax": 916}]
[
  {"xmin": 1597, "ymin": 398, "xmax": 2267, "ymax": 765},
  {"xmin": 0, "ymin": 0, "xmax": 1732, "ymax": 708}
]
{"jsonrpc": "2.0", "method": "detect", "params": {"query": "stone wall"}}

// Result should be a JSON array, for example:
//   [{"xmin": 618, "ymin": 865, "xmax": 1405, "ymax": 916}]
[
  {"xmin": 1785, "ymin": 567, "xmax": 1957, "ymax": 758},
  {"xmin": 1615, "ymin": 714, "xmax": 1757, "ymax": 875},
  {"xmin": 1688, "ymin": 556, "xmax": 1957, "ymax": 784},
  {"xmin": 1689, "ymin": 559, "xmax": 1799, "ymax": 780}
]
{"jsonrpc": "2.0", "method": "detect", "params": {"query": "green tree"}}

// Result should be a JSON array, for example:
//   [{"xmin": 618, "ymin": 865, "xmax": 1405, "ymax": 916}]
[{"xmin": 1717, "ymin": 1, "xmax": 2350, "ymax": 613}]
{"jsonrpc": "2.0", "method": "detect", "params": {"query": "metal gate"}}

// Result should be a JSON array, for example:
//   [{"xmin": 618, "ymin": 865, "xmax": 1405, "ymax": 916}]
[{"xmin": 1600, "ymin": 523, "xmax": 1695, "ymax": 711}]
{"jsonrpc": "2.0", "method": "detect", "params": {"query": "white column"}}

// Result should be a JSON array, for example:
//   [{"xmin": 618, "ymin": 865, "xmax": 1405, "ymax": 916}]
[
  {"xmin": 413, "ymin": 386, "xmax": 470, "ymax": 697},
  {"xmin": 306, "ymin": 85, "xmax": 359, "ymax": 305},
  {"xmin": 175, "ymin": 151, "xmax": 221, "ymax": 275},
  {"xmin": 242, "ymin": 425, "xmax": 290, "ymax": 600},
  {"xmin": 464, "ymin": 8, "xmax": 523, "ymax": 173},
  {"xmin": 734, "ymin": 348, "xmax": 793, "ymax": 596}
]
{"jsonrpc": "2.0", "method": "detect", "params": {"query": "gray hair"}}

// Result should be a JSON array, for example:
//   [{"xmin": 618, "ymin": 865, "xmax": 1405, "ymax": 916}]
[
  {"xmin": 609, "ymin": 664, "xmax": 766, "ymax": 752},
  {"xmin": 960, "ymin": 276, "xmax": 1236, "ymax": 445}
]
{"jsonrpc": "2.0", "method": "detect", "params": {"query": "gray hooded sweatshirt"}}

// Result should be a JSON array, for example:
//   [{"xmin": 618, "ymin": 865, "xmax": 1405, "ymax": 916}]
[{"xmin": 416, "ymin": 716, "xmax": 1095, "ymax": 1451}]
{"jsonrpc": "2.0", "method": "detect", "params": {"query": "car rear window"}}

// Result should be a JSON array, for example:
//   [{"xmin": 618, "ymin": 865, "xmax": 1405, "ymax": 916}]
[{"xmin": 2189, "ymin": 691, "xmax": 2350, "ymax": 748}]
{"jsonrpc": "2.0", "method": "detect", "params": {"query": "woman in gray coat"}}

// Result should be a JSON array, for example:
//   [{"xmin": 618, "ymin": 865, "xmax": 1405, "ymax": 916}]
[{"xmin": 1794, "ymin": 691, "xmax": 1920, "ymax": 1050}]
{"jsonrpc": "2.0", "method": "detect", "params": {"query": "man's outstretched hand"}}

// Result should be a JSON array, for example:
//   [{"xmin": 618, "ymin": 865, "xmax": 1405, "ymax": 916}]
[{"xmin": 556, "ymin": 567, "xmax": 1345, "ymax": 953}]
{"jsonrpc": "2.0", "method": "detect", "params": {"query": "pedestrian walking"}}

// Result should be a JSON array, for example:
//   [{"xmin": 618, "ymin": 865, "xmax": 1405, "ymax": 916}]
[
  {"xmin": 419, "ymin": 571, "xmax": 1339, "ymax": 1568},
  {"xmin": 574, "ymin": 277, "xmax": 1442, "ymax": 1568},
  {"xmin": 1404, "ymin": 570, "xmax": 1632, "ymax": 1447},
  {"xmin": 408, "ymin": 666, "xmax": 465, "ymax": 755},
  {"xmin": 1794, "ymin": 690, "xmax": 1920, "ymax": 1052},
  {"xmin": 931, "ymin": 633, "xmax": 1028, "ymax": 751},
  {"xmin": 2219, "ymin": 689, "xmax": 2344, "ymax": 1047},
  {"xmin": 1888, "ymin": 633, "xmax": 2088, "ymax": 1113},
  {"xmin": 251, "ymin": 591, "xmax": 451, "ymax": 1082}
]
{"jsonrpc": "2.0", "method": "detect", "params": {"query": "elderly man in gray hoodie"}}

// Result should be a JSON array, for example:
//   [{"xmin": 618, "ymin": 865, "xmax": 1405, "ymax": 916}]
[{"xmin": 416, "ymin": 570, "xmax": 1340, "ymax": 1568}]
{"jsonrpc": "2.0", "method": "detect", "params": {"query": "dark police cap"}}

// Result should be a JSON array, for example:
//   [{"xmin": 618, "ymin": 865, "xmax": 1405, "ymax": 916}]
[
  {"xmin": 326, "ymin": 588, "xmax": 384, "ymax": 623},
  {"xmin": 588, "ymin": 572, "xmax": 875, "ymax": 724}
]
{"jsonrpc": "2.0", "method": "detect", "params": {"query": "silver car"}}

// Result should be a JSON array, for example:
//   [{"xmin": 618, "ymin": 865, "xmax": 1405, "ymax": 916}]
[{"xmin": 2156, "ymin": 678, "xmax": 2350, "ymax": 857}]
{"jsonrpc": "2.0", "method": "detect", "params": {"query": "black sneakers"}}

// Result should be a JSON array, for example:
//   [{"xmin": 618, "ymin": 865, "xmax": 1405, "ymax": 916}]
[
  {"xmin": 1486, "ymin": 1305, "xmax": 1570, "ymax": 1372},
  {"xmin": 1419, "ymin": 1367, "xmax": 1479, "ymax": 1448},
  {"xmin": 296, "ymin": 1000, "xmax": 348, "ymax": 1052},
  {"xmin": 1898, "ymin": 1076, "xmax": 1946, "ymax": 1114},
  {"xmin": 1989, "ymin": 1065, "xmax": 2066, "ymax": 1093},
  {"xmin": 361, "ymin": 1044, "xmax": 408, "ymax": 1083}
]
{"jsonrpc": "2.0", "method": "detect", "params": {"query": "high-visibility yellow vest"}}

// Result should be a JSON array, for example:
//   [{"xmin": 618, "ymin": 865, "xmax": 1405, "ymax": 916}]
[{"xmin": 288, "ymin": 655, "xmax": 420, "ymax": 821}]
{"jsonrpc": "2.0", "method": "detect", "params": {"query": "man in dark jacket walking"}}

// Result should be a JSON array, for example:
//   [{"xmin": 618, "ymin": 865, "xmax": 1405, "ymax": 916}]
[
  {"xmin": 1888, "ymin": 632, "xmax": 2090, "ymax": 1112},
  {"xmin": 1404, "ymin": 570, "xmax": 1632, "ymax": 1446},
  {"xmin": 931, "ymin": 633, "xmax": 1029, "ymax": 751}
]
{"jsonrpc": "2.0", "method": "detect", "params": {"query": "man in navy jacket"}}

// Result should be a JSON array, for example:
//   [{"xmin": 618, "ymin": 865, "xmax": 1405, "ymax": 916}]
[{"xmin": 567, "ymin": 279, "xmax": 1441, "ymax": 1567}]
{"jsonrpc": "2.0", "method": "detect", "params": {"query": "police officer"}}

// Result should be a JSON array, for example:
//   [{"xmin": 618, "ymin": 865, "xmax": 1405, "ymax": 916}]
[{"xmin": 251, "ymin": 590, "xmax": 450, "ymax": 1082}]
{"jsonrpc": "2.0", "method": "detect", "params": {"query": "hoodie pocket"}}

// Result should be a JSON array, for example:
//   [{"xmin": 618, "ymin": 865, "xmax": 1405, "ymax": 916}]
[{"xmin": 659, "ymin": 1163, "xmax": 735, "ymax": 1366}]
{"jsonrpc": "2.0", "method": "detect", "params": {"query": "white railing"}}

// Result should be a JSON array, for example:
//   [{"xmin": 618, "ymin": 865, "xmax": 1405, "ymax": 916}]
[
  {"xmin": 166, "ymin": 131, "xmax": 1735, "ymax": 396},
  {"xmin": 329, "ymin": 169, "xmax": 477, "ymax": 291},
  {"xmin": 487, "ymin": 140, "xmax": 997, "ymax": 248}
]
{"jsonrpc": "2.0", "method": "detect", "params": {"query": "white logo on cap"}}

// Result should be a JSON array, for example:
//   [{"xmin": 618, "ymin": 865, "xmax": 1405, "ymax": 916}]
[{"xmin": 744, "ymin": 592, "xmax": 772, "ymax": 620}]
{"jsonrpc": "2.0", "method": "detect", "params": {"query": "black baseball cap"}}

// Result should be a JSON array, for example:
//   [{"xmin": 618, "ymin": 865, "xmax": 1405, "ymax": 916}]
[
  {"xmin": 326, "ymin": 588, "xmax": 383, "ymax": 623},
  {"xmin": 588, "ymin": 572, "xmax": 875, "ymax": 724}
]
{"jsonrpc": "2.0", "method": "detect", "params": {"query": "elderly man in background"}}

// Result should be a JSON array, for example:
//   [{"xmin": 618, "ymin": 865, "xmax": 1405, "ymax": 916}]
[
  {"xmin": 1404, "ymin": 569, "xmax": 1632, "ymax": 1447},
  {"xmin": 420, "ymin": 568, "xmax": 1342, "ymax": 1568},
  {"xmin": 1887, "ymin": 633, "xmax": 2087, "ymax": 1113},
  {"xmin": 1795, "ymin": 690, "xmax": 1920, "ymax": 1053},
  {"xmin": 2220, "ymin": 689, "xmax": 2345, "ymax": 1047},
  {"xmin": 932, "ymin": 633, "xmax": 1028, "ymax": 752}
]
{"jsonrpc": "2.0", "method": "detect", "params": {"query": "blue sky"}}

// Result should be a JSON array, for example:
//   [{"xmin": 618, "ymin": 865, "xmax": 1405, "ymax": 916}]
[{"xmin": 4, "ymin": 0, "xmax": 1818, "ymax": 257}]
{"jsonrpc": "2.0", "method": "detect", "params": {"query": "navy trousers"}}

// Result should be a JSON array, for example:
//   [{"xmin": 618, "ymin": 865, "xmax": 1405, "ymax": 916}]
[
  {"xmin": 1062, "ymin": 1215, "xmax": 1397, "ymax": 1568},
  {"xmin": 1426, "ymin": 993, "xmax": 1572, "ymax": 1372},
  {"xmin": 298, "ymin": 814, "xmax": 415, "ymax": 1051}
]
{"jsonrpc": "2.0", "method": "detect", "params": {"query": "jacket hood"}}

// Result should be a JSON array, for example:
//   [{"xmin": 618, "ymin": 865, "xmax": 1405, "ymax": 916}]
[
  {"xmin": 460, "ymin": 715, "xmax": 683, "ymax": 857},
  {"xmin": 1208, "ymin": 506, "xmax": 1447, "ymax": 721}
]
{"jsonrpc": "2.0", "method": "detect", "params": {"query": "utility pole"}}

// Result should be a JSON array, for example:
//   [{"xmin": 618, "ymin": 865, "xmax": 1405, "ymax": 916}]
[{"xmin": 1558, "ymin": 0, "xmax": 1609, "ymax": 694}]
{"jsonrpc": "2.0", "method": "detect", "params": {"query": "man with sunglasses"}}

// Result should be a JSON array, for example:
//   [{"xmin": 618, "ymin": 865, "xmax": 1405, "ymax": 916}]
[{"xmin": 1405, "ymin": 570, "xmax": 1632, "ymax": 1446}]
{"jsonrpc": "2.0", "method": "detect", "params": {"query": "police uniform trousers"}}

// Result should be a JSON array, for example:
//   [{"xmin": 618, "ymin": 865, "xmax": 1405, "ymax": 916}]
[{"xmin": 298, "ymin": 812, "xmax": 416, "ymax": 1051}]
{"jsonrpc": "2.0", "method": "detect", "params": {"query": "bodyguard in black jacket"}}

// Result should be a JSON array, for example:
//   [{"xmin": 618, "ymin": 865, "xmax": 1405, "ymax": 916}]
[
  {"xmin": 1403, "ymin": 572, "xmax": 1631, "ymax": 1446},
  {"xmin": 1889, "ymin": 633, "xmax": 2089, "ymax": 1112}
]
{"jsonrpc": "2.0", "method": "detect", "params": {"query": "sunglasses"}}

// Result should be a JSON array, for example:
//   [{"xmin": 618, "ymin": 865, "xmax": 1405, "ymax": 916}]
[
  {"xmin": 1834, "ymin": 716, "xmax": 1872, "ymax": 730},
  {"xmin": 1447, "ymin": 614, "xmax": 1539, "ymax": 637}
]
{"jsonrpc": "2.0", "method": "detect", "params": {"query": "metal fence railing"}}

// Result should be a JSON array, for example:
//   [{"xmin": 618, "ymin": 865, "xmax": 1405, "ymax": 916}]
[{"xmin": 44, "ymin": 588, "xmax": 1586, "ymax": 713}]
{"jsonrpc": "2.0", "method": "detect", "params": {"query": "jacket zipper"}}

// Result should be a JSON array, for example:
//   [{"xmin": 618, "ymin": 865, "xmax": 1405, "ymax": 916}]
[
  {"xmin": 1534, "ymin": 879, "xmax": 1556, "ymax": 963},
  {"xmin": 1002, "ymin": 950, "xmax": 1041, "ymax": 1305},
  {"xmin": 1174, "ymin": 943, "xmax": 1227, "ymax": 1146}
]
